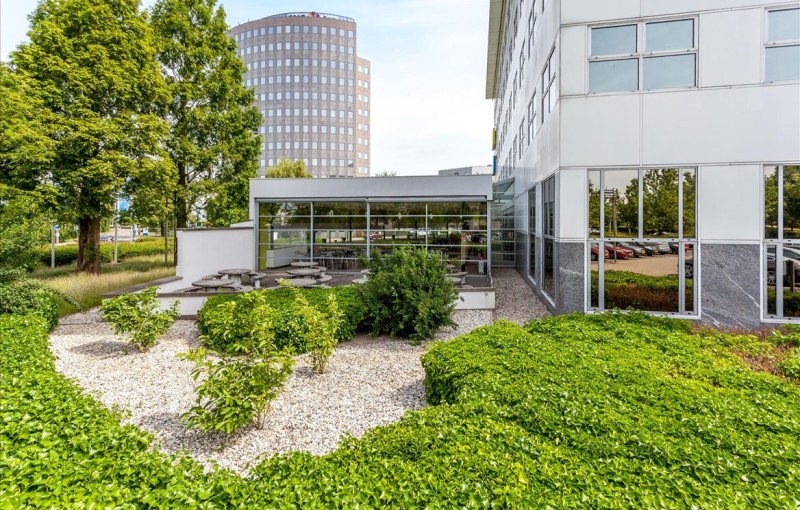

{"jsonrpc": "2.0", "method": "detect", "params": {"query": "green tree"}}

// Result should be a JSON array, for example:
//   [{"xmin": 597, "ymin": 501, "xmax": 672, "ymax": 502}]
[
  {"xmin": 265, "ymin": 158, "xmax": 313, "ymax": 178},
  {"xmin": 10, "ymin": 0, "xmax": 172, "ymax": 274},
  {"xmin": 150, "ymin": 0, "xmax": 261, "ymax": 263}
]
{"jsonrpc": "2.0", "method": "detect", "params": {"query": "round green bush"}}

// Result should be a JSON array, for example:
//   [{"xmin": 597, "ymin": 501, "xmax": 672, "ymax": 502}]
[{"xmin": 0, "ymin": 280, "xmax": 59, "ymax": 331}]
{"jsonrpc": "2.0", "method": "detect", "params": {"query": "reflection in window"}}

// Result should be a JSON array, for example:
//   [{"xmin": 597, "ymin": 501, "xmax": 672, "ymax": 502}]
[
  {"xmin": 589, "ymin": 59, "xmax": 638, "ymax": 93},
  {"xmin": 766, "ymin": 9, "xmax": 800, "ymax": 82},
  {"xmin": 589, "ymin": 19, "xmax": 696, "ymax": 92},
  {"xmin": 587, "ymin": 169, "xmax": 697, "ymax": 315},
  {"xmin": 764, "ymin": 165, "xmax": 800, "ymax": 320},
  {"xmin": 591, "ymin": 25, "xmax": 636, "ymax": 56},
  {"xmin": 528, "ymin": 186, "xmax": 537, "ymax": 282},
  {"xmin": 542, "ymin": 177, "xmax": 555, "ymax": 299}
]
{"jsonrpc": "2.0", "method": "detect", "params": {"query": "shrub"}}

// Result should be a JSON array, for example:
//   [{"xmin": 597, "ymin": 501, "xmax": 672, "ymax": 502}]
[
  {"xmin": 0, "ymin": 186, "xmax": 49, "ymax": 271},
  {"xmin": 198, "ymin": 286, "xmax": 364, "ymax": 354},
  {"xmin": 359, "ymin": 247, "xmax": 458, "ymax": 342},
  {"xmin": 100, "ymin": 287, "xmax": 179, "ymax": 351},
  {"xmin": 780, "ymin": 348, "xmax": 800, "ymax": 379},
  {"xmin": 0, "ymin": 275, "xmax": 70, "ymax": 331},
  {"xmin": 284, "ymin": 284, "xmax": 342, "ymax": 374},
  {"xmin": 37, "ymin": 238, "xmax": 174, "ymax": 267}
]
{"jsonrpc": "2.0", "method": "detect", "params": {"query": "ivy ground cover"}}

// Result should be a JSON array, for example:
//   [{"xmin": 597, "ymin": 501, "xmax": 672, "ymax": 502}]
[{"xmin": 1, "ymin": 312, "xmax": 798, "ymax": 507}]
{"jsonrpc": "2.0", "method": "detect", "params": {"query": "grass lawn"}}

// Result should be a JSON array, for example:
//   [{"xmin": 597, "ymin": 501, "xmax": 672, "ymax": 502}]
[{"xmin": 31, "ymin": 255, "xmax": 175, "ymax": 315}]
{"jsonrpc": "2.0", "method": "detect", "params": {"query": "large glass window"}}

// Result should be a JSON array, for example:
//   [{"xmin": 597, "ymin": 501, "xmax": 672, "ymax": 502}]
[
  {"xmin": 589, "ymin": 19, "xmax": 696, "ymax": 93},
  {"xmin": 588, "ymin": 168, "xmax": 697, "ymax": 315},
  {"xmin": 528, "ymin": 186, "xmax": 537, "ymax": 283},
  {"xmin": 492, "ymin": 180, "xmax": 516, "ymax": 268},
  {"xmin": 766, "ymin": 9, "xmax": 800, "ymax": 82},
  {"xmin": 257, "ymin": 200, "xmax": 490, "ymax": 273},
  {"xmin": 764, "ymin": 165, "xmax": 800, "ymax": 319},
  {"xmin": 542, "ymin": 177, "xmax": 556, "ymax": 299}
]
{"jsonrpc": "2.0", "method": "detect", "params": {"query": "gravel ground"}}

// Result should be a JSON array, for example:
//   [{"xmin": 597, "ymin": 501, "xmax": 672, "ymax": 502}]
[{"xmin": 48, "ymin": 269, "xmax": 549, "ymax": 474}]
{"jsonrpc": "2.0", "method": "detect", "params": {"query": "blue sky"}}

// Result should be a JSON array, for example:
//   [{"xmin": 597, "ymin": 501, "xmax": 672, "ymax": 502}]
[{"xmin": 1, "ymin": 0, "xmax": 493, "ymax": 175}]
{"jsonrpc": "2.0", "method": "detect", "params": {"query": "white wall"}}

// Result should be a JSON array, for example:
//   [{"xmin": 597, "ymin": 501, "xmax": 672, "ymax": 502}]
[
  {"xmin": 176, "ymin": 228, "xmax": 254, "ymax": 283},
  {"xmin": 698, "ymin": 165, "xmax": 762, "ymax": 242},
  {"xmin": 558, "ymin": 169, "xmax": 587, "ymax": 240},
  {"xmin": 699, "ymin": 9, "xmax": 763, "ymax": 87},
  {"xmin": 560, "ymin": 94, "xmax": 640, "ymax": 167}
]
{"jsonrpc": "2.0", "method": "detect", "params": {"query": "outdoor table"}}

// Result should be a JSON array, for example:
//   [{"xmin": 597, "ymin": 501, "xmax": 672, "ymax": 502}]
[
  {"xmin": 446, "ymin": 276, "xmax": 462, "ymax": 285},
  {"xmin": 191, "ymin": 279, "xmax": 235, "ymax": 292},
  {"xmin": 290, "ymin": 261, "xmax": 319, "ymax": 268},
  {"xmin": 448, "ymin": 271, "xmax": 468, "ymax": 285},
  {"xmin": 217, "ymin": 268, "xmax": 251, "ymax": 286},
  {"xmin": 287, "ymin": 268, "xmax": 321, "ymax": 277}
]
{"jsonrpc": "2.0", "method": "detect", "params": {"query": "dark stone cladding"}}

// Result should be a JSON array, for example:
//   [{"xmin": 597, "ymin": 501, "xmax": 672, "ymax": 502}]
[
  {"xmin": 556, "ymin": 241, "xmax": 584, "ymax": 314},
  {"xmin": 700, "ymin": 243, "xmax": 761, "ymax": 328}
]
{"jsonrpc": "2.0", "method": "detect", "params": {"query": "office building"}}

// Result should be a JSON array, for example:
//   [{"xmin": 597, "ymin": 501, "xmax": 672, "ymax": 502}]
[
  {"xmin": 231, "ymin": 12, "xmax": 371, "ymax": 177},
  {"xmin": 487, "ymin": 0, "xmax": 800, "ymax": 326}
]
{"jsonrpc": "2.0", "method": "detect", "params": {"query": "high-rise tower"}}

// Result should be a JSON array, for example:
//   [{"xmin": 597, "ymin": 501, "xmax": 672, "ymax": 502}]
[{"xmin": 231, "ymin": 12, "xmax": 371, "ymax": 177}]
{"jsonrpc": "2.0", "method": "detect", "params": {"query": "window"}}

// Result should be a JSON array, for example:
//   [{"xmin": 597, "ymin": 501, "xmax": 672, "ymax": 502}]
[
  {"xmin": 542, "ymin": 176, "xmax": 555, "ymax": 299},
  {"xmin": 527, "ymin": 95, "xmax": 535, "ymax": 145},
  {"xmin": 589, "ymin": 19, "xmax": 696, "ymax": 93},
  {"xmin": 588, "ymin": 168, "xmax": 697, "ymax": 315},
  {"xmin": 764, "ymin": 164, "xmax": 800, "ymax": 319},
  {"xmin": 766, "ymin": 9, "xmax": 800, "ymax": 82}
]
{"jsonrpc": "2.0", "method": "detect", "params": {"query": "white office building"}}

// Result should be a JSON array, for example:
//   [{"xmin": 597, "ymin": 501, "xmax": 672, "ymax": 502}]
[{"xmin": 487, "ymin": 0, "xmax": 800, "ymax": 326}]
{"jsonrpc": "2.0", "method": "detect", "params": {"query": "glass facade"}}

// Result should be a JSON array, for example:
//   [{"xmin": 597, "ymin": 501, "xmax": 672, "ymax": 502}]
[
  {"xmin": 588, "ymin": 168, "xmax": 697, "ymax": 315},
  {"xmin": 257, "ymin": 200, "xmax": 489, "ymax": 272},
  {"xmin": 492, "ymin": 180, "xmax": 516, "ymax": 268},
  {"xmin": 764, "ymin": 164, "xmax": 800, "ymax": 319}
]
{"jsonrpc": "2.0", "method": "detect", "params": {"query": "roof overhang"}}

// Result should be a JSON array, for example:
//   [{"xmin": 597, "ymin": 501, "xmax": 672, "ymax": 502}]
[{"xmin": 485, "ymin": 0, "xmax": 507, "ymax": 99}]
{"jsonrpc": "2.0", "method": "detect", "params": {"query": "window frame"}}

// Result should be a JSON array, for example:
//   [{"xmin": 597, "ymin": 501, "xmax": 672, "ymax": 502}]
[
  {"xmin": 763, "ymin": 164, "xmax": 800, "ymax": 321},
  {"xmin": 764, "ymin": 8, "xmax": 800, "ymax": 83},
  {"xmin": 588, "ymin": 17, "xmax": 698, "ymax": 94}
]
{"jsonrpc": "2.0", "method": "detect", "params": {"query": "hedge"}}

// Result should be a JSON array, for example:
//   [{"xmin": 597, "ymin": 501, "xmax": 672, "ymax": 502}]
[
  {"xmin": 37, "ymin": 238, "xmax": 174, "ymax": 267},
  {"xmin": 423, "ymin": 313, "xmax": 800, "ymax": 507},
  {"xmin": 3, "ymin": 311, "xmax": 798, "ymax": 507},
  {"xmin": 197, "ymin": 286, "xmax": 366, "ymax": 353},
  {"xmin": 0, "ymin": 279, "xmax": 59, "ymax": 331}
]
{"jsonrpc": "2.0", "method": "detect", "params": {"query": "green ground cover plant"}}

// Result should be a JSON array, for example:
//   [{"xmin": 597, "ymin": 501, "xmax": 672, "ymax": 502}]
[
  {"xmin": 100, "ymin": 287, "xmax": 179, "ymax": 351},
  {"xmin": 359, "ymin": 247, "xmax": 458, "ymax": 342},
  {"xmin": 3, "ymin": 311, "xmax": 798, "ymax": 507},
  {"xmin": 198, "ymin": 286, "xmax": 364, "ymax": 354}
]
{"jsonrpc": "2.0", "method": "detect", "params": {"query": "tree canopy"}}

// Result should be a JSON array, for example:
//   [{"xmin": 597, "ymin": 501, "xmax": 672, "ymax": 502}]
[
  {"xmin": 150, "ymin": 0, "xmax": 261, "ymax": 259},
  {"xmin": 10, "ymin": 0, "xmax": 172, "ymax": 273},
  {"xmin": 264, "ymin": 159, "xmax": 313, "ymax": 178}
]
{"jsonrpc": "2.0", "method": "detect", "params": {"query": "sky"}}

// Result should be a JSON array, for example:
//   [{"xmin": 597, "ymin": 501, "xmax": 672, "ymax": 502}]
[{"xmin": 0, "ymin": 0, "xmax": 494, "ymax": 176}]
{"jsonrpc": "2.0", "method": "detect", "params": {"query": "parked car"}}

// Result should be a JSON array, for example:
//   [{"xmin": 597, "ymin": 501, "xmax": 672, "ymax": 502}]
[
  {"xmin": 766, "ymin": 253, "xmax": 800, "ymax": 286},
  {"xmin": 635, "ymin": 241, "xmax": 671, "ymax": 255},
  {"xmin": 618, "ymin": 242, "xmax": 646, "ymax": 257},
  {"xmin": 469, "ymin": 233, "xmax": 487, "ymax": 243},
  {"xmin": 590, "ymin": 244, "xmax": 634, "ymax": 261},
  {"xmin": 100, "ymin": 234, "xmax": 114, "ymax": 243},
  {"xmin": 669, "ymin": 242, "xmax": 693, "ymax": 254}
]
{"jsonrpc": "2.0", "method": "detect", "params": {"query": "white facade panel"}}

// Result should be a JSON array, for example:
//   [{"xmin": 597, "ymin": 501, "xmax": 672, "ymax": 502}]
[
  {"xmin": 698, "ymin": 165, "xmax": 761, "ymax": 241},
  {"xmin": 642, "ymin": 85, "xmax": 800, "ymax": 165},
  {"xmin": 643, "ymin": 0, "xmax": 797, "ymax": 17},
  {"xmin": 560, "ymin": 95, "xmax": 641, "ymax": 167},
  {"xmin": 561, "ymin": 0, "xmax": 640, "ymax": 25},
  {"xmin": 558, "ymin": 169, "xmax": 587, "ymax": 239},
  {"xmin": 699, "ymin": 9, "xmax": 762, "ymax": 87},
  {"xmin": 560, "ymin": 26, "xmax": 586, "ymax": 96},
  {"xmin": 176, "ymin": 228, "xmax": 255, "ymax": 282}
]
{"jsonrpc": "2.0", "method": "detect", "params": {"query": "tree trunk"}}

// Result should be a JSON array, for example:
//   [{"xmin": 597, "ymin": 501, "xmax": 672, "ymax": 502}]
[
  {"xmin": 173, "ymin": 162, "xmax": 187, "ymax": 267},
  {"xmin": 76, "ymin": 216, "xmax": 102, "ymax": 274}
]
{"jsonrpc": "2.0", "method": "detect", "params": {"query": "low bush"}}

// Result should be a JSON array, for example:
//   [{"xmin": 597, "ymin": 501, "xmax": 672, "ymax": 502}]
[
  {"xmin": 36, "ymin": 238, "xmax": 174, "ymax": 267},
  {"xmin": 780, "ymin": 348, "xmax": 800, "ymax": 379},
  {"xmin": 359, "ymin": 247, "xmax": 458, "ymax": 342},
  {"xmin": 100, "ymin": 287, "xmax": 179, "ymax": 351},
  {"xmin": 422, "ymin": 313, "xmax": 800, "ymax": 506},
  {"xmin": 198, "ymin": 286, "xmax": 364, "ymax": 354},
  {"xmin": 284, "ymin": 285, "xmax": 342, "ymax": 373},
  {"xmin": 2, "ymin": 311, "xmax": 799, "ymax": 506},
  {"xmin": 0, "ymin": 275, "xmax": 70, "ymax": 331}
]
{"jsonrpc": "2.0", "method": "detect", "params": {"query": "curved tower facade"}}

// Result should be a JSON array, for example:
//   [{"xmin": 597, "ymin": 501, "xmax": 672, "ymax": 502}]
[{"xmin": 231, "ymin": 12, "xmax": 371, "ymax": 178}]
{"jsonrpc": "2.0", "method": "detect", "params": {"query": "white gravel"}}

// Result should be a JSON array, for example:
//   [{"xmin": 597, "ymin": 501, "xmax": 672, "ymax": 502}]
[{"xmin": 48, "ymin": 269, "xmax": 549, "ymax": 474}]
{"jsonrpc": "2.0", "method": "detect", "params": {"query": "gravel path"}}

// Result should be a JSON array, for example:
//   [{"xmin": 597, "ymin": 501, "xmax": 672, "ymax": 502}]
[{"xmin": 48, "ymin": 269, "xmax": 549, "ymax": 474}]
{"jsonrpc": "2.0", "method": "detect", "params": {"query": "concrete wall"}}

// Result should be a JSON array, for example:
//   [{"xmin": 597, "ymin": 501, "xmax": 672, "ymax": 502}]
[{"xmin": 176, "ymin": 228, "xmax": 254, "ymax": 283}]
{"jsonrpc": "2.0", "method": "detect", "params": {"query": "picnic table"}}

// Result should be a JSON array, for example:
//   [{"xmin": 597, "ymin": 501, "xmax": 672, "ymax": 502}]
[
  {"xmin": 276, "ymin": 277, "xmax": 318, "ymax": 287},
  {"xmin": 191, "ymin": 279, "xmax": 235, "ymax": 292},
  {"xmin": 287, "ymin": 268, "xmax": 322, "ymax": 278},
  {"xmin": 447, "ymin": 271, "xmax": 468, "ymax": 285},
  {"xmin": 217, "ymin": 268, "xmax": 251, "ymax": 286},
  {"xmin": 290, "ymin": 261, "xmax": 319, "ymax": 268}
]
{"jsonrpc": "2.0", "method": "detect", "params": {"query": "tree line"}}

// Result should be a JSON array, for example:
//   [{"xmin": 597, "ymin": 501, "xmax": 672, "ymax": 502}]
[{"xmin": 0, "ymin": 0, "xmax": 262, "ymax": 273}]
